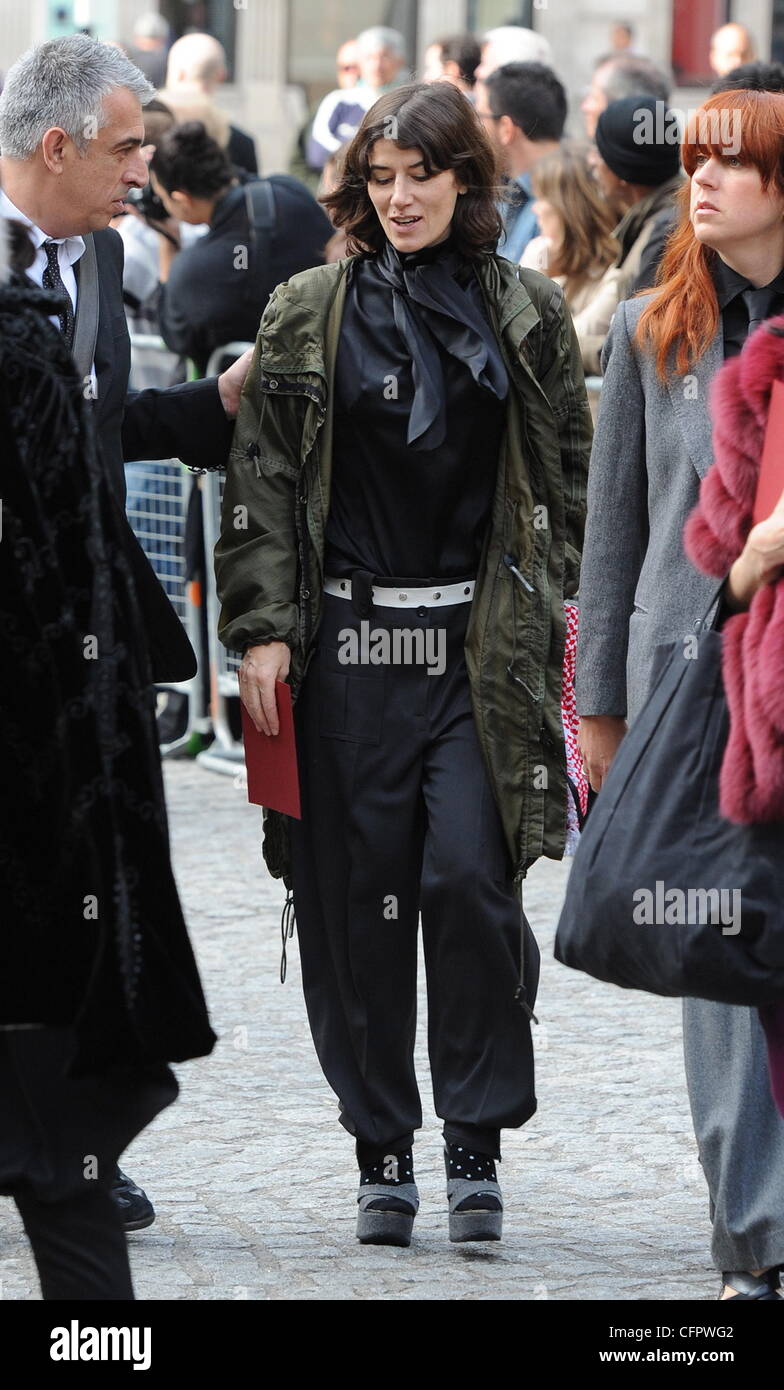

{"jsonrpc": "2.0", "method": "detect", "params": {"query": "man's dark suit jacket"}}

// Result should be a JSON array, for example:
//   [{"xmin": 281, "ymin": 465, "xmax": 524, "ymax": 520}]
[{"xmin": 87, "ymin": 227, "xmax": 234, "ymax": 683}]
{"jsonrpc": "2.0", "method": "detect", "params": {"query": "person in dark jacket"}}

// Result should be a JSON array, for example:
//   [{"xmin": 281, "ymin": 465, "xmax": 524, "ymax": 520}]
[
  {"xmin": 0, "ymin": 215, "xmax": 215, "ymax": 1300},
  {"xmin": 0, "ymin": 35, "xmax": 252, "ymax": 1231},
  {"xmin": 216, "ymin": 81, "xmax": 590, "ymax": 1250},
  {"xmin": 591, "ymin": 95, "xmax": 683, "ymax": 297},
  {"xmin": 163, "ymin": 31, "xmax": 258, "ymax": 175},
  {"xmin": 150, "ymin": 122, "xmax": 333, "ymax": 375}
]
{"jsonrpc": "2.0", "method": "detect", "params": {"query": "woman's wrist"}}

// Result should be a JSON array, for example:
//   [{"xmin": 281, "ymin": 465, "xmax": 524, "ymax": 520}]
[{"xmin": 724, "ymin": 552, "xmax": 757, "ymax": 612}]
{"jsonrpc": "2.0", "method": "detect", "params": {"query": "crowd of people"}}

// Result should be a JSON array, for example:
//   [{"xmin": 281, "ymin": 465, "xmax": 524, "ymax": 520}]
[{"xmin": 1, "ymin": 13, "xmax": 784, "ymax": 1307}]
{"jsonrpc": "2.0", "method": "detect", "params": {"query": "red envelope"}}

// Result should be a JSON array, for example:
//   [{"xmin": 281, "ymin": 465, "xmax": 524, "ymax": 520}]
[
  {"xmin": 753, "ymin": 378, "xmax": 784, "ymax": 525},
  {"xmin": 240, "ymin": 681, "xmax": 301, "ymax": 819}
]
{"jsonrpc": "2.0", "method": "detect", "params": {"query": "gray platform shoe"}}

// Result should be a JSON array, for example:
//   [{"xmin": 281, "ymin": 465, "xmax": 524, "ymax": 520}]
[
  {"xmin": 444, "ymin": 1145, "xmax": 503, "ymax": 1242},
  {"xmin": 356, "ymin": 1152, "xmax": 419, "ymax": 1247}
]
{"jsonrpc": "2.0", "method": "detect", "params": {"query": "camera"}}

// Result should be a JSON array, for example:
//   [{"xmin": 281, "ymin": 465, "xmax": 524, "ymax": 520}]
[{"xmin": 125, "ymin": 183, "xmax": 169, "ymax": 225}]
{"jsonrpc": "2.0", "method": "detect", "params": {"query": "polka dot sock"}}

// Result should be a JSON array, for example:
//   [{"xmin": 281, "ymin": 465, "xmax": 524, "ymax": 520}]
[
  {"xmin": 444, "ymin": 1143, "xmax": 501, "ymax": 1212},
  {"xmin": 359, "ymin": 1147, "xmax": 414, "ymax": 1186},
  {"xmin": 359, "ymin": 1148, "xmax": 416, "ymax": 1214}
]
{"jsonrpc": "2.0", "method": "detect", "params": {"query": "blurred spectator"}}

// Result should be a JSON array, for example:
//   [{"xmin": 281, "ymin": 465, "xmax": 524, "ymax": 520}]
[
  {"xmin": 608, "ymin": 22, "xmax": 636, "ymax": 55},
  {"xmin": 422, "ymin": 34, "xmax": 481, "ymax": 93},
  {"xmin": 148, "ymin": 120, "xmax": 331, "ymax": 743},
  {"xmin": 150, "ymin": 122, "xmax": 332, "ymax": 375},
  {"xmin": 712, "ymin": 60, "xmax": 784, "ymax": 94},
  {"xmin": 709, "ymin": 22, "xmax": 756, "ymax": 77},
  {"xmin": 320, "ymin": 149, "xmax": 349, "ymax": 263},
  {"xmin": 156, "ymin": 85, "xmax": 230, "ymax": 148},
  {"xmin": 335, "ymin": 38, "xmax": 361, "ymax": 88},
  {"xmin": 475, "ymin": 25, "xmax": 552, "ymax": 80},
  {"xmin": 582, "ymin": 53, "xmax": 670, "ymax": 139},
  {"xmin": 114, "ymin": 102, "xmax": 176, "ymax": 317},
  {"xmin": 521, "ymin": 144, "xmax": 621, "ymax": 374},
  {"xmin": 477, "ymin": 62, "xmax": 567, "ymax": 263},
  {"xmin": 163, "ymin": 32, "xmax": 258, "ymax": 175},
  {"xmin": 591, "ymin": 94, "xmax": 682, "ymax": 297},
  {"xmin": 124, "ymin": 11, "xmax": 169, "ymax": 87},
  {"xmin": 290, "ymin": 38, "xmax": 359, "ymax": 191},
  {"xmin": 307, "ymin": 26, "xmax": 407, "ymax": 172},
  {"xmin": 112, "ymin": 100, "xmax": 206, "ymax": 389}
]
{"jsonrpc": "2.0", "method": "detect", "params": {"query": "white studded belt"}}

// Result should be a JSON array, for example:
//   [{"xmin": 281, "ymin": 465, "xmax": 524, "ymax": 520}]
[{"xmin": 324, "ymin": 576, "xmax": 475, "ymax": 607}]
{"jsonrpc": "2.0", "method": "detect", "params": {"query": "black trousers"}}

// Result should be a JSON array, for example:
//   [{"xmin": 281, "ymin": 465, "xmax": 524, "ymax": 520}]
[
  {"xmin": 289, "ymin": 591, "xmax": 540, "ymax": 1163},
  {"xmin": 0, "ymin": 1027, "xmax": 174, "ymax": 1301},
  {"xmin": 13, "ymin": 1185, "xmax": 133, "ymax": 1301}
]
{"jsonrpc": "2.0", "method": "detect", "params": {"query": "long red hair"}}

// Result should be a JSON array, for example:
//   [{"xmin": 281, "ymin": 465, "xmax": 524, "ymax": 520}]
[{"xmin": 637, "ymin": 89, "xmax": 784, "ymax": 379}]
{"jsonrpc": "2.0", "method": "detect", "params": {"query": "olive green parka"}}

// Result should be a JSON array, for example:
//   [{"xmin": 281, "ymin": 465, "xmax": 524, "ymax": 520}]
[{"xmin": 215, "ymin": 252, "xmax": 592, "ymax": 885}]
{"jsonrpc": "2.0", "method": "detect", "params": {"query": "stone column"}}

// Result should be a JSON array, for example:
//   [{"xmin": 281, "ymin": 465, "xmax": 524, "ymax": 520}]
[
  {"xmin": 735, "ymin": 0, "xmax": 772, "ymax": 59},
  {"xmin": 418, "ymin": 0, "xmax": 469, "ymax": 58},
  {"xmin": 228, "ymin": 0, "xmax": 297, "ymax": 173},
  {"xmin": 0, "ymin": 1, "xmax": 38, "ymax": 75}
]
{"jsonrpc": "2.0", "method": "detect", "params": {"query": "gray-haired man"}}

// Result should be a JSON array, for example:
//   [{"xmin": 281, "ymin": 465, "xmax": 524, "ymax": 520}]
[{"xmin": 0, "ymin": 34, "xmax": 249, "ymax": 1234}]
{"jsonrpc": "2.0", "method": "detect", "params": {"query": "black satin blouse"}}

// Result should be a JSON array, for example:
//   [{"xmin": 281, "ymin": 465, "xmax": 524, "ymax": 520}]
[
  {"xmin": 712, "ymin": 254, "xmax": 784, "ymax": 359},
  {"xmin": 323, "ymin": 234, "xmax": 509, "ymax": 581}
]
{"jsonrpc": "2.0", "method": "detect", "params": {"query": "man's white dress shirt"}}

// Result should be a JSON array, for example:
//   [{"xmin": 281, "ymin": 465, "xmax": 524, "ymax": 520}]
[{"xmin": 0, "ymin": 189, "xmax": 99, "ymax": 391}]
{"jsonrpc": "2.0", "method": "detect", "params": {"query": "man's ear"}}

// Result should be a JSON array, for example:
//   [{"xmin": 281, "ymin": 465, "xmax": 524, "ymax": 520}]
[
  {"xmin": 41, "ymin": 126, "xmax": 70, "ymax": 174},
  {"xmin": 497, "ymin": 114, "xmax": 517, "ymax": 147}
]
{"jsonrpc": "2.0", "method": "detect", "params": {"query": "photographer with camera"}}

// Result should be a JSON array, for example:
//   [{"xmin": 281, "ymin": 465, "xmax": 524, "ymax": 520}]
[
  {"xmin": 148, "ymin": 121, "xmax": 332, "ymax": 375},
  {"xmin": 114, "ymin": 98, "xmax": 206, "ymax": 361}
]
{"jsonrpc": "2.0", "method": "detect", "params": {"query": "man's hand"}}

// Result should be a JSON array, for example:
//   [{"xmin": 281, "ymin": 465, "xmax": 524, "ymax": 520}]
[
  {"xmin": 725, "ymin": 485, "xmax": 784, "ymax": 611},
  {"xmin": 239, "ymin": 641, "xmax": 291, "ymax": 736},
  {"xmin": 578, "ymin": 714, "xmax": 627, "ymax": 793},
  {"xmin": 218, "ymin": 347, "xmax": 254, "ymax": 419}
]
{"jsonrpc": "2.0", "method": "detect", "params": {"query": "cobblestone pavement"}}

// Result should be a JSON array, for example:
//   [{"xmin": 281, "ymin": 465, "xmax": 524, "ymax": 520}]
[{"xmin": 1, "ymin": 760, "xmax": 718, "ymax": 1301}]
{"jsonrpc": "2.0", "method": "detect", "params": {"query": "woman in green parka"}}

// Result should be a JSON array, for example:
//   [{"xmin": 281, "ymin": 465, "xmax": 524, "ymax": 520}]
[{"xmin": 215, "ymin": 82, "xmax": 590, "ymax": 1248}]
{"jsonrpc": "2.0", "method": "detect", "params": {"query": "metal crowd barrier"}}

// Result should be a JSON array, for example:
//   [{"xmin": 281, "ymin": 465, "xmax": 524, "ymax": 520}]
[
  {"xmin": 584, "ymin": 374, "xmax": 602, "ymax": 424},
  {"xmin": 126, "ymin": 333, "xmax": 210, "ymax": 756},
  {"xmin": 195, "ymin": 342, "xmax": 255, "ymax": 777}
]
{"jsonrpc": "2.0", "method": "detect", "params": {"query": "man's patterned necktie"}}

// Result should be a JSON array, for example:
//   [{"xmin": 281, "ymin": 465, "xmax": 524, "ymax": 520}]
[{"xmin": 42, "ymin": 239, "xmax": 75, "ymax": 349}]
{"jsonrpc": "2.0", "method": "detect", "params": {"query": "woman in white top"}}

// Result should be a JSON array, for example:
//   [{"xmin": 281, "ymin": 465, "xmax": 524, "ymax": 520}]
[{"xmin": 521, "ymin": 143, "xmax": 622, "ymax": 375}]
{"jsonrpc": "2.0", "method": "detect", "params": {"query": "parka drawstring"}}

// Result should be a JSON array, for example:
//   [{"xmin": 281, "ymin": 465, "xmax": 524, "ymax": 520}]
[{"xmin": 280, "ymin": 889, "xmax": 296, "ymax": 983}]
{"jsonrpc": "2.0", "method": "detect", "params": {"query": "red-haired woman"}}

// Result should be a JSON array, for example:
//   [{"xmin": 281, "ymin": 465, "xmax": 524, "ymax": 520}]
[{"xmin": 576, "ymin": 89, "xmax": 784, "ymax": 1300}]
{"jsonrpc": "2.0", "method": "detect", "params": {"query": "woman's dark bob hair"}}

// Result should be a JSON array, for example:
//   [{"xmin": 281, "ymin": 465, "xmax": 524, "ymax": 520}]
[{"xmin": 321, "ymin": 82, "xmax": 504, "ymax": 258}]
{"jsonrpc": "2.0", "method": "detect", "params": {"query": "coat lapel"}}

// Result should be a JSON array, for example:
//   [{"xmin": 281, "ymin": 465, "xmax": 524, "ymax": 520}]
[{"xmin": 665, "ymin": 331, "xmax": 723, "ymax": 480}]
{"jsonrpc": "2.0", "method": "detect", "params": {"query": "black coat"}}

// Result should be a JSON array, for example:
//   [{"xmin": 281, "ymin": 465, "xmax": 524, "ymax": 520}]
[
  {"xmin": 228, "ymin": 123, "xmax": 259, "ymax": 176},
  {"xmin": 157, "ymin": 177, "xmax": 333, "ymax": 376},
  {"xmin": 0, "ymin": 280, "xmax": 217, "ymax": 1076},
  {"xmin": 88, "ymin": 227, "xmax": 235, "ymax": 680}
]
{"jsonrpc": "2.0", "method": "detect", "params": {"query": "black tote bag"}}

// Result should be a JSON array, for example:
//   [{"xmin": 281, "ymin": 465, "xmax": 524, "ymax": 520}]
[{"xmin": 554, "ymin": 628, "xmax": 784, "ymax": 1005}]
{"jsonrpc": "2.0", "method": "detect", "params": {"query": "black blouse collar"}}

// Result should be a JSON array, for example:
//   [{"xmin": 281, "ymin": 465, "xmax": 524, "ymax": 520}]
[
  {"xmin": 712, "ymin": 252, "xmax": 784, "ymax": 310},
  {"xmin": 362, "ymin": 232, "xmax": 508, "ymax": 450},
  {"xmin": 387, "ymin": 231, "xmax": 458, "ymax": 269}
]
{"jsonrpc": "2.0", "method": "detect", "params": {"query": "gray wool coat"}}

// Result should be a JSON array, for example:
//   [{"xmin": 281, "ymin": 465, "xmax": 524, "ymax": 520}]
[{"xmin": 575, "ymin": 294, "xmax": 724, "ymax": 722}]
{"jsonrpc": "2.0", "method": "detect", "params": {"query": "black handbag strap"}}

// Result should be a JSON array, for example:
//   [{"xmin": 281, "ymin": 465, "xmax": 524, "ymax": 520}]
[{"xmin": 698, "ymin": 580, "xmax": 728, "ymax": 634}]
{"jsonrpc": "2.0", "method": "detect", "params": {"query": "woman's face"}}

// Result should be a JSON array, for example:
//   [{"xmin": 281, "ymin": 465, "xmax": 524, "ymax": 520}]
[
  {"xmin": 531, "ymin": 197, "xmax": 564, "ymax": 249},
  {"xmin": 149, "ymin": 171, "xmax": 205, "ymax": 225},
  {"xmin": 366, "ymin": 139, "xmax": 466, "ymax": 253},
  {"xmin": 690, "ymin": 152, "xmax": 784, "ymax": 256}
]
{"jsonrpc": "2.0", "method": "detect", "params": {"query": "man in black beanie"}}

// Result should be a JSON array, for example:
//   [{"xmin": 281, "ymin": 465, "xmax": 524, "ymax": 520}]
[{"xmin": 592, "ymin": 93, "xmax": 683, "ymax": 296}]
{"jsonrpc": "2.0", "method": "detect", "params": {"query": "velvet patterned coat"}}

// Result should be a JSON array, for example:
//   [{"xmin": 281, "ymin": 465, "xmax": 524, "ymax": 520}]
[{"xmin": 0, "ymin": 279, "xmax": 215, "ymax": 1076}]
